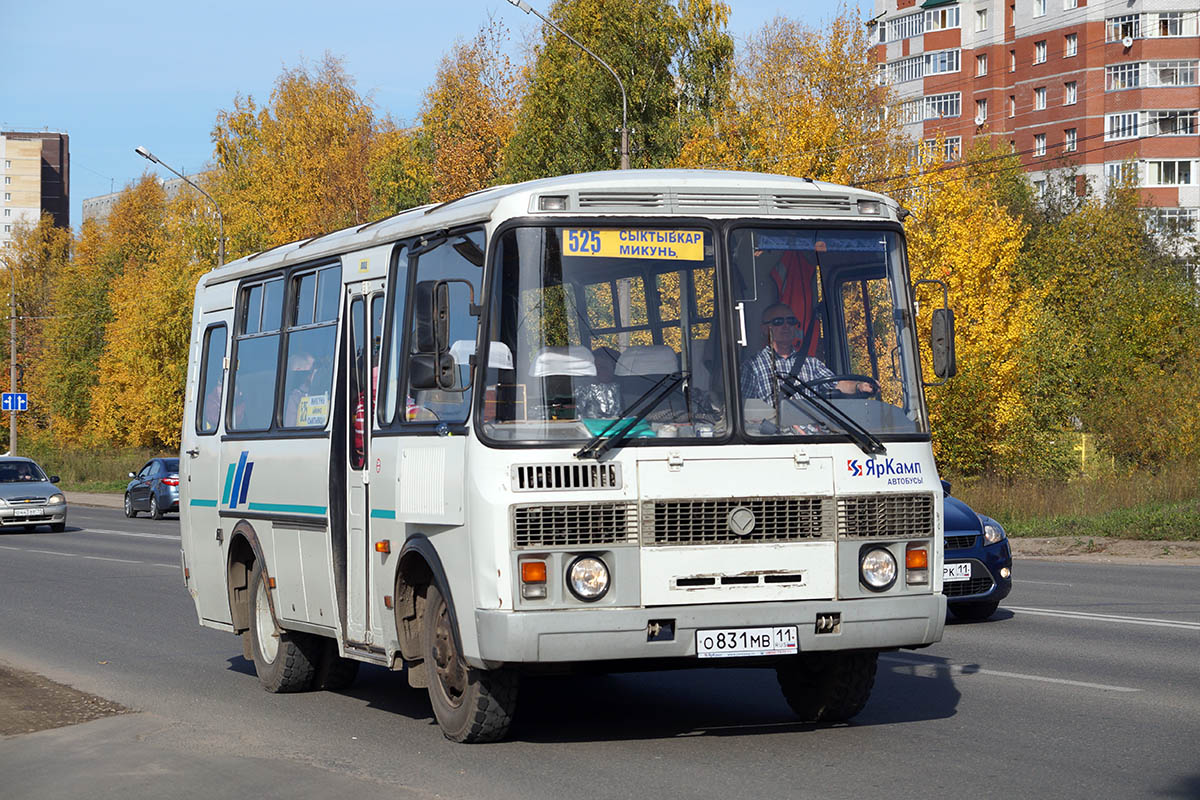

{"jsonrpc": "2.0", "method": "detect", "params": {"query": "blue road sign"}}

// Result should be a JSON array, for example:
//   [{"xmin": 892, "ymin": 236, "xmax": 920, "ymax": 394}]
[{"xmin": 1, "ymin": 393, "xmax": 28, "ymax": 412}]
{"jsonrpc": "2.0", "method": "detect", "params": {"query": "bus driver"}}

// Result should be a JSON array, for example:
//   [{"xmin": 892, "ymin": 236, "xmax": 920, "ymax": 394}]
[{"xmin": 740, "ymin": 303, "xmax": 873, "ymax": 402}]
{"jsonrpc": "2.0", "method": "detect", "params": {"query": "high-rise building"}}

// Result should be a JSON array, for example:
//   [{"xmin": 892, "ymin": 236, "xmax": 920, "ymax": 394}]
[
  {"xmin": 0, "ymin": 131, "xmax": 70, "ymax": 248},
  {"xmin": 82, "ymin": 174, "xmax": 200, "ymax": 226},
  {"xmin": 871, "ymin": 0, "xmax": 1199, "ymax": 235}
]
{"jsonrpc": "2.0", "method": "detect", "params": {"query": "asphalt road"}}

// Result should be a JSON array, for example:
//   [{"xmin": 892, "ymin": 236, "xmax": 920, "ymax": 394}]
[{"xmin": 1, "ymin": 505, "xmax": 1198, "ymax": 800}]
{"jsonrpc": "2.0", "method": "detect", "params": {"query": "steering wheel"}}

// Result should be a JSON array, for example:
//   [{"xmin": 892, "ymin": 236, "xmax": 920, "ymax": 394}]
[{"xmin": 807, "ymin": 373, "xmax": 880, "ymax": 399}]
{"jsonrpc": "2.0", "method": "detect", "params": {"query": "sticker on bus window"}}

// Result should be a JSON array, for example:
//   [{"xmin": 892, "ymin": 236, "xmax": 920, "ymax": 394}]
[
  {"xmin": 297, "ymin": 394, "xmax": 329, "ymax": 426},
  {"xmin": 562, "ymin": 229, "xmax": 704, "ymax": 261}
]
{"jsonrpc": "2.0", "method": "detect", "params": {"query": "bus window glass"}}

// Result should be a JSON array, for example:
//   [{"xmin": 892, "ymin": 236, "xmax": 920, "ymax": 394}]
[
  {"xmin": 294, "ymin": 273, "xmax": 316, "ymax": 326},
  {"xmin": 481, "ymin": 226, "xmax": 724, "ymax": 442},
  {"xmin": 243, "ymin": 284, "xmax": 263, "ymax": 334},
  {"xmin": 230, "ymin": 277, "xmax": 285, "ymax": 431},
  {"xmin": 349, "ymin": 297, "xmax": 366, "ymax": 468},
  {"xmin": 404, "ymin": 231, "xmax": 484, "ymax": 424},
  {"xmin": 197, "ymin": 325, "xmax": 226, "ymax": 434},
  {"xmin": 841, "ymin": 276, "xmax": 904, "ymax": 408},
  {"xmin": 317, "ymin": 267, "xmax": 341, "ymax": 322},
  {"xmin": 380, "ymin": 245, "xmax": 407, "ymax": 426},
  {"xmin": 370, "ymin": 294, "xmax": 384, "ymax": 403},
  {"xmin": 281, "ymin": 265, "xmax": 340, "ymax": 429},
  {"xmin": 262, "ymin": 278, "xmax": 284, "ymax": 331}
]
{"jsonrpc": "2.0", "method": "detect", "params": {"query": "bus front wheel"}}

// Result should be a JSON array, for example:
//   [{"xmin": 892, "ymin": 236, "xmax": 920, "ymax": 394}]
[
  {"xmin": 776, "ymin": 651, "xmax": 878, "ymax": 723},
  {"xmin": 248, "ymin": 563, "xmax": 319, "ymax": 693},
  {"xmin": 421, "ymin": 583, "xmax": 518, "ymax": 743}
]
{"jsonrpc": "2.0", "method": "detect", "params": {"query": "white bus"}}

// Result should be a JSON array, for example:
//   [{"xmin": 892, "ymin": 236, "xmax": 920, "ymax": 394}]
[{"xmin": 180, "ymin": 169, "xmax": 956, "ymax": 742}]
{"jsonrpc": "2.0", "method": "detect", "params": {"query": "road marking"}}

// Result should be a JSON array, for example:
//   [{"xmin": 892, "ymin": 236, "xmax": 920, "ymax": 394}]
[
  {"xmin": 83, "ymin": 555, "xmax": 142, "ymax": 564},
  {"xmin": 1014, "ymin": 579, "xmax": 1073, "ymax": 587},
  {"xmin": 0, "ymin": 544, "xmax": 170, "ymax": 569},
  {"xmin": 76, "ymin": 527, "xmax": 179, "ymax": 541},
  {"xmin": 0, "ymin": 546, "xmax": 77, "ymax": 557},
  {"xmin": 881, "ymin": 654, "xmax": 1141, "ymax": 693},
  {"xmin": 1007, "ymin": 606, "xmax": 1200, "ymax": 631}
]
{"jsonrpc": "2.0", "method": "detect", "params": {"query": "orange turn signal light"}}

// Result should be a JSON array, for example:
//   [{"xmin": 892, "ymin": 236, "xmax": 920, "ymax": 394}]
[
  {"xmin": 375, "ymin": 540, "xmax": 391, "ymax": 554},
  {"xmin": 521, "ymin": 561, "xmax": 547, "ymax": 583},
  {"xmin": 906, "ymin": 546, "xmax": 928, "ymax": 569}
]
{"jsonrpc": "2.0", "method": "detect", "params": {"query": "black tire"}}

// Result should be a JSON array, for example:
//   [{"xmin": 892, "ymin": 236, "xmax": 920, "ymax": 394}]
[
  {"xmin": 422, "ymin": 584, "xmax": 518, "ymax": 743},
  {"xmin": 315, "ymin": 639, "xmax": 360, "ymax": 691},
  {"xmin": 150, "ymin": 494, "xmax": 163, "ymax": 520},
  {"xmin": 247, "ymin": 563, "xmax": 319, "ymax": 693},
  {"xmin": 776, "ymin": 651, "xmax": 878, "ymax": 723},
  {"xmin": 950, "ymin": 599, "xmax": 1000, "ymax": 621},
  {"xmin": 124, "ymin": 493, "xmax": 137, "ymax": 518},
  {"xmin": 50, "ymin": 522, "xmax": 66, "ymax": 533}
]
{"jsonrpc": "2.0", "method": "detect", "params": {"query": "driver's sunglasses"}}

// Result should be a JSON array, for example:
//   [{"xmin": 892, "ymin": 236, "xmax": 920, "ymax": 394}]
[{"xmin": 767, "ymin": 316, "xmax": 800, "ymax": 327}]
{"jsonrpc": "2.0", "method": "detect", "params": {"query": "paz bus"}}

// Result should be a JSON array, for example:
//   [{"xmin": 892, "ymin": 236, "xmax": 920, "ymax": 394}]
[{"xmin": 179, "ymin": 169, "xmax": 956, "ymax": 742}]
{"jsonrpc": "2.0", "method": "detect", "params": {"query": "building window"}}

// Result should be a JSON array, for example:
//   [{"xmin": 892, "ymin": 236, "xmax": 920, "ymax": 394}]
[
  {"xmin": 1034, "ymin": 179, "xmax": 1047, "ymax": 198},
  {"xmin": 1147, "ymin": 12, "xmax": 1200, "ymax": 38},
  {"xmin": 1106, "ymin": 112, "xmax": 1140, "ymax": 140},
  {"xmin": 1034, "ymin": 134, "xmax": 1047, "ymax": 157},
  {"xmin": 976, "ymin": 53, "xmax": 988, "ymax": 76},
  {"xmin": 1009, "ymin": 50, "xmax": 1016, "ymax": 72},
  {"xmin": 2, "ymin": 209, "xmax": 8, "ymax": 217},
  {"xmin": 1147, "ymin": 207, "xmax": 1199, "ymax": 234},
  {"xmin": 1064, "ymin": 81, "xmax": 1077, "ymax": 104},
  {"xmin": 924, "ymin": 137, "xmax": 962, "ymax": 162},
  {"xmin": 2, "ymin": 160, "xmax": 9, "ymax": 168},
  {"xmin": 1106, "ymin": 63, "xmax": 1141, "ymax": 91},
  {"xmin": 899, "ymin": 99, "xmax": 924, "ymax": 126},
  {"xmin": 1008, "ymin": 95, "xmax": 1016, "ymax": 117},
  {"xmin": 925, "ymin": 49, "xmax": 961, "ymax": 75},
  {"xmin": 1064, "ymin": 128, "xmax": 1077, "ymax": 152},
  {"xmin": 3, "ymin": 178, "xmax": 9, "ymax": 185},
  {"xmin": 976, "ymin": 9, "xmax": 988, "ymax": 31},
  {"xmin": 1034, "ymin": 87, "xmax": 1047, "ymax": 110},
  {"xmin": 975, "ymin": 98, "xmax": 988, "ymax": 122},
  {"xmin": 1034, "ymin": 41, "xmax": 1047, "ymax": 64},
  {"xmin": 1107, "ymin": 15, "xmax": 1141, "ymax": 42},
  {"xmin": 925, "ymin": 6, "xmax": 960, "ymax": 32},
  {"xmin": 2, "ymin": 193, "xmax": 8, "ymax": 202},
  {"xmin": 1147, "ymin": 60, "xmax": 1199, "ymax": 87},
  {"xmin": 923, "ymin": 92, "xmax": 962, "ymax": 120},
  {"xmin": 1033, "ymin": 0, "xmax": 1046, "ymax": 18},
  {"xmin": 2, "ymin": 225, "xmax": 9, "ymax": 233},
  {"xmin": 1065, "ymin": 33, "xmax": 1078, "ymax": 57},
  {"xmin": 1147, "ymin": 160, "xmax": 1195, "ymax": 186},
  {"xmin": 884, "ymin": 12, "xmax": 924, "ymax": 42},
  {"xmin": 1146, "ymin": 110, "xmax": 1199, "ymax": 136},
  {"xmin": 1106, "ymin": 162, "xmax": 1139, "ymax": 185},
  {"xmin": 888, "ymin": 54, "xmax": 924, "ymax": 84},
  {"xmin": 1063, "ymin": 0, "xmax": 1077, "ymax": 9}
]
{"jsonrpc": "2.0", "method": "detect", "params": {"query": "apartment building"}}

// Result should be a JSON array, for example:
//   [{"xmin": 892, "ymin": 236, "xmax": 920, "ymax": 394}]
[
  {"xmin": 82, "ymin": 174, "xmax": 199, "ymax": 226},
  {"xmin": 871, "ymin": 0, "xmax": 1200, "ymax": 235},
  {"xmin": 0, "ymin": 131, "xmax": 69, "ymax": 248}
]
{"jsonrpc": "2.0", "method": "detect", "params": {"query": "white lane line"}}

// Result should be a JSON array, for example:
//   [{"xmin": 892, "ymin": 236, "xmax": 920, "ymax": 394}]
[
  {"xmin": 76, "ymin": 527, "xmax": 179, "ymax": 541},
  {"xmin": 1007, "ymin": 606, "xmax": 1200, "ymax": 631},
  {"xmin": 1015, "ymin": 579, "xmax": 1073, "ymax": 587},
  {"xmin": 881, "ymin": 654, "xmax": 1141, "ymax": 693},
  {"xmin": 83, "ymin": 555, "xmax": 143, "ymax": 564},
  {"xmin": 0, "ymin": 544, "xmax": 158, "ymax": 568},
  {"xmin": 0, "ymin": 546, "xmax": 78, "ymax": 557}
]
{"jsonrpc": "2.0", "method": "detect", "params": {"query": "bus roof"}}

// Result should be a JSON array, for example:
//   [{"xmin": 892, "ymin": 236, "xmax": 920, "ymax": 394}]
[{"xmin": 199, "ymin": 169, "xmax": 899, "ymax": 288}]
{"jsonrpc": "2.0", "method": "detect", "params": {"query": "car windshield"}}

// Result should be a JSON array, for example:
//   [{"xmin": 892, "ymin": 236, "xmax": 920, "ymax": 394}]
[
  {"xmin": 0, "ymin": 461, "xmax": 47, "ymax": 482},
  {"xmin": 480, "ymin": 225, "xmax": 726, "ymax": 443}
]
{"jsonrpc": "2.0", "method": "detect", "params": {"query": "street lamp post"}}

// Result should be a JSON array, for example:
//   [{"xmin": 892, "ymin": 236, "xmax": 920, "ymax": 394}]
[
  {"xmin": 134, "ymin": 146, "xmax": 225, "ymax": 264},
  {"xmin": 505, "ymin": 0, "xmax": 630, "ymax": 170},
  {"xmin": 0, "ymin": 254, "xmax": 15, "ymax": 454}
]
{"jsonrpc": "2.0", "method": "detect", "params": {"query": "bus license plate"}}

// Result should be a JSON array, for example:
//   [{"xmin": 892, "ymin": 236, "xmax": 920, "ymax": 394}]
[
  {"xmin": 943, "ymin": 562, "xmax": 972, "ymax": 582},
  {"xmin": 696, "ymin": 626, "xmax": 798, "ymax": 658}
]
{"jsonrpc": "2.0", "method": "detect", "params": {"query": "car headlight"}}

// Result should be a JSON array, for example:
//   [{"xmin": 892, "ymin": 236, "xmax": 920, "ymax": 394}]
[
  {"xmin": 566, "ymin": 556, "xmax": 610, "ymax": 601},
  {"xmin": 981, "ymin": 518, "xmax": 1006, "ymax": 544},
  {"xmin": 47, "ymin": 494, "xmax": 66, "ymax": 505},
  {"xmin": 860, "ymin": 547, "xmax": 898, "ymax": 591}
]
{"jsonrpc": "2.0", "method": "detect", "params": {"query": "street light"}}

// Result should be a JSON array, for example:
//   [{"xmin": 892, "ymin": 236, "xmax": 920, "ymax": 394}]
[
  {"xmin": 0, "ymin": 253, "xmax": 16, "ymax": 454},
  {"xmin": 505, "ymin": 0, "xmax": 630, "ymax": 170},
  {"xmin": 134, "ymin": 146, "xmax": 225, "ymax": 264}
]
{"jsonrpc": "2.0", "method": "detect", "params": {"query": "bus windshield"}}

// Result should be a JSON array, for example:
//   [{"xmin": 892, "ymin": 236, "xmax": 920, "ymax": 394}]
[{"xmin": 479, "ymin": 223, "xmax": 927, "ymax": 444}]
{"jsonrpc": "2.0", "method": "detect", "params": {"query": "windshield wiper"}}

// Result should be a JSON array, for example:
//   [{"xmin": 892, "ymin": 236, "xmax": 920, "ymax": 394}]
[
  {"xmin": 774, "ymin": 373, "xmax": 887, "ymax": 457},
  {"xmin": 575, "ymin": 371, "xmax": 688, "ymax": 460}
]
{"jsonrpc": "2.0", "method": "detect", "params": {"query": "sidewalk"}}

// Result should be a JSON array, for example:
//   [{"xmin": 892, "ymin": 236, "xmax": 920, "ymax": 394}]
[{"xmin": 64, "ymin": 492, "xmax": 124, "ymax": 510}]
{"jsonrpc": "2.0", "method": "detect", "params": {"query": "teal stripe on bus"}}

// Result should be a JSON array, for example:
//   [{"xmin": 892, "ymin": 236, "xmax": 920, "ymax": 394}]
[
  {"xmin": 247, "ymin": 502, "xmax": 327, "ymax": 516},
  {"xmin": 370, "ymin": 509, "xmax": 396, "ymax": 519},
  {"xmin": 221, "ymin": 463, "xmax": 237, "ymax": 505},
  {"xmin": 189, "ymin": 499, "xmax": 218, "ymax": 508}
]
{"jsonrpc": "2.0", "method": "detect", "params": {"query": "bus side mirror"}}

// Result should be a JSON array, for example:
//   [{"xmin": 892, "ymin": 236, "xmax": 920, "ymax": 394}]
[
  {"xmin": 409, "ymin": 353, "xmax": 457, "ymax": 391},
  {"xmin": 414, "ymin": 280, "xmax": 449, "ymax": 354},
  {"xmin": 930, "ymin": 308, "xmax": 957, "ymax": 380}
]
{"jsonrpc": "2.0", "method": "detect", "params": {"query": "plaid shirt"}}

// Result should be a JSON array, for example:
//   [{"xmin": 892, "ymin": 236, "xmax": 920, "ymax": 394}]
[{"xmin": 740, "ymin": 346, "xmax": 835, "ymax": 401}]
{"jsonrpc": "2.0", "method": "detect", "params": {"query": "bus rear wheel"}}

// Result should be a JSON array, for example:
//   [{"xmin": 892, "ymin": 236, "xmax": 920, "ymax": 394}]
[
  {"xmin": 248, "ymin": 563, "xmax": 319, "ymax": 693},
  {"xmin": 776, "ymin": 651, "xmax": 878, "ymax": 723},
  {"xmin": 421, "ymin": 583, "xmax": 518, "ymax": 743}
]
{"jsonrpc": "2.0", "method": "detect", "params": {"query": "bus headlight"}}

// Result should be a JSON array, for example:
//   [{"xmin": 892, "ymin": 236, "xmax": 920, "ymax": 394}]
[
  {"xmin": 566, "ymin": 556, "xmax": 610, "ymax": 601},
  {"xmin": 860, "ymin": 547, "xmax": 897, "ymax": 591}
]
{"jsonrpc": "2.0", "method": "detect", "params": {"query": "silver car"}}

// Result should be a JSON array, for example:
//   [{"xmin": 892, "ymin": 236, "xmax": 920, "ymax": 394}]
[{"xmin": 0, "ymin": 456, "xmax": 67, "ymax": 532}]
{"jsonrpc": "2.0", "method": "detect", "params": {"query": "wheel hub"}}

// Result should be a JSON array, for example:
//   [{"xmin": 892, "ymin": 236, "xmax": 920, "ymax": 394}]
[
  {"xmin": 432, "ymin": 606, "xmax": 466, "ymax": 706},
  {"xmin": 254, "ymin": 579, "xmax": 280, "ymax": 664}
]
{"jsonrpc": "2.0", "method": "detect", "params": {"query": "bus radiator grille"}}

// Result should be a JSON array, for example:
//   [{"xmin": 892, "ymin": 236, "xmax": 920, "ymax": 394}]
[
  {"xmin": 640, "ymin": 497, "xmax": 831, "ymax": 546},
  {"xmin": 512, "ymin": 502, "xmax": 639, "ymax": 549},
  {"xmin": 836, "ymin": 494, "xmax": 935, "ymax": 539}
]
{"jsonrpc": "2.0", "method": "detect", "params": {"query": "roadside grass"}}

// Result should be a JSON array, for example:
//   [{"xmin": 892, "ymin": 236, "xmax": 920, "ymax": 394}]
[
  {"xmin": 952, "ymin": 461, "xmax": 1200, "ymax": 542},
  {"xmin": 19, "ymin": 443, "xmax": 168, "ymax": 494}
]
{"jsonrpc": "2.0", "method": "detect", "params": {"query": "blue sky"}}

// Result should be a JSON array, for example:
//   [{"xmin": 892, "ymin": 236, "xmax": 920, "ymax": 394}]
[{"xmin": 3, "ymin": 0, "xmax": 868, "ymax": 228}]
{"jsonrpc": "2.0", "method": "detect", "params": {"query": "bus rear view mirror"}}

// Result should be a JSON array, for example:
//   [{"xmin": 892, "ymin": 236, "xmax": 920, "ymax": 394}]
[
  {"xmin": 409, "ymin": 353, "xmax": 457, "ymax": 391},
  {"xmin": 930, "ymin": 308, "xmax": 957, "ymax": 380},
  {"xmin": 414, "ymin": 280, "xmax": 449, "ymax": 354}
]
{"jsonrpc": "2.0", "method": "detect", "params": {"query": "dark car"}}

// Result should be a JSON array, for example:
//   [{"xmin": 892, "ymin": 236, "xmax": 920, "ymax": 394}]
[
  {"xmin": 124, "ymin": 457, "xmax": 180, "ymax": 520},
  {"xmin": 942, "ymin": 481, "xmax": 1012, "ymax": 621}
]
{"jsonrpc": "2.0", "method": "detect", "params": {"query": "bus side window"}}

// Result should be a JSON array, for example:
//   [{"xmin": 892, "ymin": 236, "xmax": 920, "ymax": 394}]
[
  {"xmin": 379, "ymin": 245, "xmax": 407, "ymax": 427},
  {"xmin": 197, "ymin": 325, "xmax": 227, "ymax": 434},
  {"xmin": 281, "ymin": 264, "xmax": 340, "ymax": 429},
  {"xmin": 230, "ymin": 276, "xmax": 284, "ymax": 431}
]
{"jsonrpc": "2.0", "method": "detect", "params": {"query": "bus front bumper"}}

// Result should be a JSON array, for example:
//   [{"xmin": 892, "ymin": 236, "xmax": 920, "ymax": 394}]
[{"xmin": 473, "ymin": 593, "xmax": 945, "ymax": 665}]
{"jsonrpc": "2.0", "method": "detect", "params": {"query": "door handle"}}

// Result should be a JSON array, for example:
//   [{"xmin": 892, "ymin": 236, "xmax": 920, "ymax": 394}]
[{"xmin": 186, "ymin": 448, "xmax": 199, "ymax": 457}]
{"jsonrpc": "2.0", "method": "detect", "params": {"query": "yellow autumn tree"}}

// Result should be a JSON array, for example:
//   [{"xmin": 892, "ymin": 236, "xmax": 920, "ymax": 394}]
[{"xmin": 676, "ymin": 10, "xmax": 907, "ymax": 184}]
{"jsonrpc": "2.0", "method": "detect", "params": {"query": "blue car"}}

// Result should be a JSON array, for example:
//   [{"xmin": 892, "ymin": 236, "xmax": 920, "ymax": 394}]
[
  {"xmin": 124, "ymin": 457, "xmax": 180, "ymax": 520},
  {"xmin": 942, "ymin": 481, "xmax": 1012, "ymax": 621}
]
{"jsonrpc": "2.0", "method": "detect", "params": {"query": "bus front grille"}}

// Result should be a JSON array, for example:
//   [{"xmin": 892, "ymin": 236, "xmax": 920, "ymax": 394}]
[
  {"xmin": 512, "ymin": 502, "xmax": 638, "ymax": 549},
  {"xmin": 837, "ymin": 494, "xmax": 935, "ymax": 539},
  {"xmin": 640, "ymin": 497, "xmax": 830, "ymax": 546}
]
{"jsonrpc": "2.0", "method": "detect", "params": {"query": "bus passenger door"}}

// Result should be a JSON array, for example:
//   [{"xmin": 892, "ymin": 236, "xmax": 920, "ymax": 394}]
[
  {"xmin": 181, "ymin": 310, "xmax": 233, "ymax": 625},
  {"xmin": 345, "ymin": 285, "xmax": 384, "ymax": 644}
]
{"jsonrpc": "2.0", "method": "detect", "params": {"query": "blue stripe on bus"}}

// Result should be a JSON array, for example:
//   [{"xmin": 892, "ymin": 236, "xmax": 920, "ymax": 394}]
[
  {"xmin": 237, "ymin": 462, "xmax": 254, "ymax": 505},
  {"xmin": 221, "ymin": 463, "xmax": 237, "ymax": 505},
  {"xmin": 247, "ymin": 502, "xmax": 327, "ymax": 516},
  {"xmin": 230, "ymin": 451, "xmax": 249, "ymax": 509},
  {"xmin": 369, "ymin": 509, "xmax": 396, "ymax": 519},
  {"xmin": 189, "ymin": 499, "xmax": 218, "ymax": 508}
]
